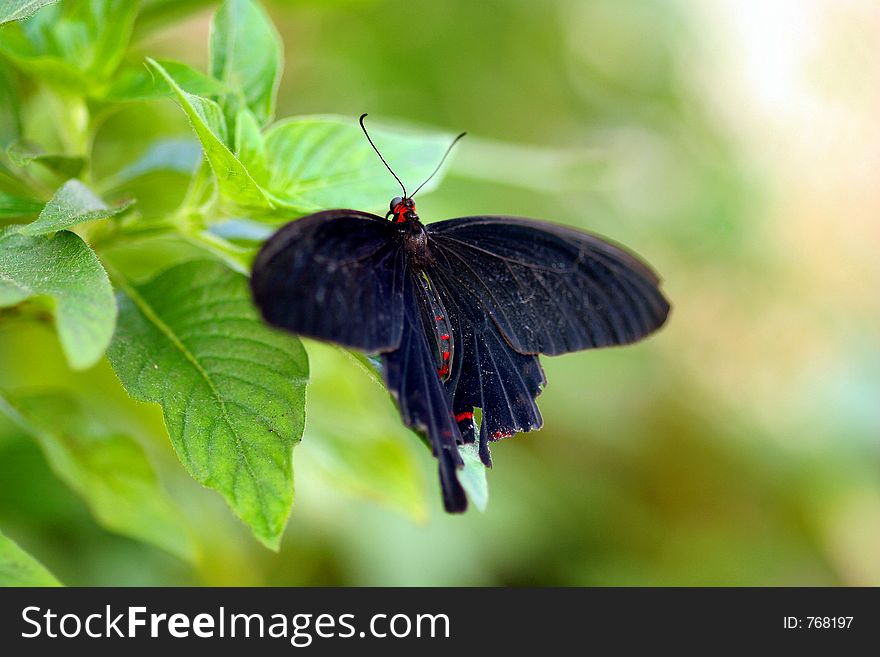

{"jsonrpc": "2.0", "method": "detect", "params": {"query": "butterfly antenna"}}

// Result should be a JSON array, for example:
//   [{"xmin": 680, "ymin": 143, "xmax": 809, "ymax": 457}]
[
  {"xmin": 359, "ymin": 113, "xmax": 407, "ymax": 198},
  {"xmin": 411, "ymin": 131, "xmax": 466, "ymax": 198}
]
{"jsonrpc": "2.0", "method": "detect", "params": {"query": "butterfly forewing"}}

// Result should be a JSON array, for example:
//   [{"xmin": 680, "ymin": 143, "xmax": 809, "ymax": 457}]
[
  {"xmin": 426, "ymin": 216, "xmax": 670, "ymax": 356},
  {"xmin": 251, "ymin": 210, "xmax": 406, "ymax": 351}
]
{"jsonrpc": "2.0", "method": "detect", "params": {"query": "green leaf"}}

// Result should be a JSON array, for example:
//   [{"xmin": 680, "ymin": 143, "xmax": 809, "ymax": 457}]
[
  {"xmin": 0, "ymin": 391, "xmax": 196, "ymax": 561},
  {"xmin": 457, "ymin": 439, "xmax": 489, "ymax": 512},
  {"xmin": 0, "ymin": 529, "xmax": 61, "ymax": 586},
  {"xmin": 146, "ymin": 58, "xmax": 273, "ymax": 210},
  {"xmin": 210, "ymin": 0, "xmax": 283, "ymax": 128},
  {"xmin": 234, "ymin": 108, "xmax": 268, "ymax": 182},
  {"xmin": 31, "ymin": 179, "xmax": 110, "ymax": 231},
  {"xmin": 0, "ymin": 190, "xmax": 42, "ymax": 218},
  {"xmin": 7, "ymin": 139, "xmax": 86, "ymax": 178},
  {"xmin": 0, "ymin": 0, "xmax": 59, "ymax": 25},
  {"xmin": 0, "ymin": 227, "xmax": 116, "ymax": 370},
  {"xmin": 261, "ymin": 116, "xmax": 457, "ymax": 213},
  {"xmin": 104, "ymin": 60, "xmax": 229, "ymax": 102},
  {"xmin": 0, "ymin": 1, "xmax": 138, "ymax": 91},
  {"xmin": 107, "ymin": 260, "xmax": 308, "ymax": 549},
  {"xmin": 19, "ymin": 179, "xmax": 133, "ymax": 235}
]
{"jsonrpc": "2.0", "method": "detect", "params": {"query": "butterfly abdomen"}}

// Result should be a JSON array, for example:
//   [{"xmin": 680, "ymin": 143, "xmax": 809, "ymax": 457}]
[{"xmin": 414, "ymin": 273, "xmax": 455, "ymax": 382}]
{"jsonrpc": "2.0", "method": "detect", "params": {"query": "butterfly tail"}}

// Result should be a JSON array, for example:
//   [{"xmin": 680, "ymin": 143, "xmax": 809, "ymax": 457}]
[{"xmin": 438, "ymin": 446, "xmax": 468, "ymax": 513}]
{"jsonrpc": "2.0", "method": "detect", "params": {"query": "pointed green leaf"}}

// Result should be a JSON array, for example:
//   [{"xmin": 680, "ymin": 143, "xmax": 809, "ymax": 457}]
[
  {"xmin": 107, "ymin": 260, "xmax": 308, "ymax": 549},
  {"xmin": 261, "ymin": 116, "xmax": 458, "ymax": 213},
  {"xmin": 0, "ymin": 529, "xmax": 61, "ymax": 586},
  {"xmin": 0, "ymin": 391, "xmax": 196, "ymax": 561},
  {"xmin": 0, "ymin": 227, "xmax": 116, "ymax": 369},
  {"xmin": 210, "ymin": 0, "xmax": 282, "ymax": 127},
  {"xmin": 0, "ymin": 0, "xmax": 59, "ymax": 25},
  {"xmin": 19, "ymin": 179, "xmax": 133, "ymax": 235},
  {"xmin": 146, "ymin": 58, "xmax": 273, "ymax": 210}
]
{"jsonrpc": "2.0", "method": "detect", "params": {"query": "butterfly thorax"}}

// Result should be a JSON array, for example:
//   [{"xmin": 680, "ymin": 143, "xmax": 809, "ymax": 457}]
[
  {"xmin": 399, "ymin": 214, "xmax": 431, "ymax": 267},
  {"xmin": 386, "ymin": 196, "xmax": 430, "ymax": 266}
]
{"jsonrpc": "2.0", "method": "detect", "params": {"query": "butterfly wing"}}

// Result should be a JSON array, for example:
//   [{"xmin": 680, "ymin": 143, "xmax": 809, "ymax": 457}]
[
  {"xmin": 426, "ymin": 216, "xmax": 670, "ymax": 356},
  {"xmin": 251, "ymin": 210, "xmax": 406, "ymax": 351},
  {"xmin": 435, "ymin": 272, "xmax": 547, "ymax": 468}
]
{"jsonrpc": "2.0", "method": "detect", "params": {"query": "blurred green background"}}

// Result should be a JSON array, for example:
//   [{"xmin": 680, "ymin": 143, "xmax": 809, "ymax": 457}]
[{"xmin": 2, "ymin": 0, "xmax": 879, "ymax": 586}]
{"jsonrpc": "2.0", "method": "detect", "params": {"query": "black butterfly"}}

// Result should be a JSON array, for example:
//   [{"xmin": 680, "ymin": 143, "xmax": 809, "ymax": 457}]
[{"xmin": 251, "ymin": 115, "xmax": 670, "ymax": 513}]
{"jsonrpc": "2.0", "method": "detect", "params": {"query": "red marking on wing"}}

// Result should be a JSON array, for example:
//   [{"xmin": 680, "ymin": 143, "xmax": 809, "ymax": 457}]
[
  {"xmin": 440, "ymin": 334, "xmax": 450, "ymax": 340},
  {"xmin": 455, "ymin": 411, "xmax": 474, "ymax": 422},
  {"xmin": 437, "ymin": 364, "xmax": 449, "ymax": 377},
  {"xmin": 491, "ymin": 430, "xmax": 513, "ymax": 440},
  {"xmin": 435, "ymin": 315, "xmax": 443, "ymax": 321},
  {"xmin": 442, "ymin": 351, "xmax": 450, "ymax": 361}
]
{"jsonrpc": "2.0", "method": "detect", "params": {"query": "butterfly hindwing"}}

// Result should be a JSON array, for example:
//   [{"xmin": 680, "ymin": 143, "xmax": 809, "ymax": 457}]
[
  {"xmin": 381, "ymin": 271, "xmax": 467, "ymax": 512},
  {"xmin": 426, "ymin": 216, "xmax": 670, "ymax": 356},
  {"xmin": 251, "ymin": 210, "xmax": 406, "ymax": 351},
  {"xmin": 432, "ymin": 267, "xmax": 546, "ymax": 467}
]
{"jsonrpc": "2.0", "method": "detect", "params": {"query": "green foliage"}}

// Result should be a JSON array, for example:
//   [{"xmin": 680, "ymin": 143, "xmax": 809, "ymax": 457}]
[
  {"xmin": 0, "ymin": 0, "xmax": 59, "ymax": 26},
  {"xmin": 0, "ymin": 529, "xmax": 61, "ymax": 586},
  {"xmin": 0, "ymin": 190, "xmax": 41, "ymax": 217},
  {"xmin": 0, "ymin": 0, "xmax": 462, "ymax": 558},
  {"xmin": 0, "ymin": 62, "xmax": 20, "ymax": 146},
  {"xmin": 0, "ymin": 390, "xmax": 194, "ymax": 560},
  {"xmin": 20, "ymin": 179, "xmax": 133, "ymax": 235},
  {"xmin": 147, "ymin": 57, "xmax": 273, "ymax": 211},
  {"xmin": 107, "ymin": 261, "xmax": 308, "ymax": 549},
  {"xmin": 7, "ymin": 140, "xmax": 86, "ymax": 178},
  {"xmin": 103, "ymin": 138, "xmax": 201, "ymax": 189},
  {"xmin": 0, "ymin": 228, "xmax": 115, "ymax": 370},
  {"xmin": 210, "ymin": 0, "xmax": 282, "ymax": 129},
  {"xmin": 259, "ymin": 117, "xmax": 455, "ymax": 213},
  {"xmin": 104, "ymin": 60, "xmax": 229, "ymax": 103},
  {"xmin": 0, "ymin": 0, "xmax": 138, "ymax": 93},
  {"xmin": 306, "ymin": 343, "xmax": 427, "ymax": 521}
]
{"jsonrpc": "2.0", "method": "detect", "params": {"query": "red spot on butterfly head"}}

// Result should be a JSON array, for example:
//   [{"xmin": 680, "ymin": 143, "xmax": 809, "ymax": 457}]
[{"xmin": 391, "ymin": 200, "xmax": 414, "ymax": 223}]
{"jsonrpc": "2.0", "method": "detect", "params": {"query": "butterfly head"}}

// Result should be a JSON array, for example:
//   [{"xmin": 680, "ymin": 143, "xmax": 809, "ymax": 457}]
[
  {"xmin": 359, "ymin": 113, "xmax": 466, "ymax": 224},
  {"xmin": 388, "ymin": 196, "xmax": 418, "ymax": 224}
]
